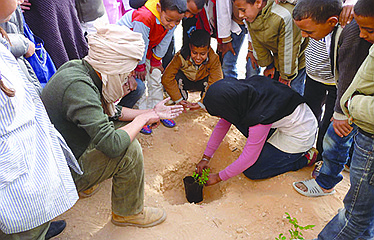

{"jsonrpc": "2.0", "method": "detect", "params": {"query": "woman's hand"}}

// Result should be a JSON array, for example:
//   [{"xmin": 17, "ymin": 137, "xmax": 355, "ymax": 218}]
[
  {"xmin": 206, "ymin": 173, "xmax": 222, "ymax": 186},
  {"xmin": 196, "ymin": 159, "xmax": 209, "ymax": 175},
  {"xmin": 154, "ymin": 97, "xmax": 184, "ymax": 119}
]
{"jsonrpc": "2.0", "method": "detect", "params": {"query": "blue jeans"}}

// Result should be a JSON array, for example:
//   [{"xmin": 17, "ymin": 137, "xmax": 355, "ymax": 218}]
[
  {"xmin": 117, "ymin": 77, "xmax": 145, "ymax": 108},
  {"xmin": 274, "ymin": 68, "xmax": 306, "ymax": 96},
  {"xmin": 245, "ymin": 55, "xmax": 260, "ymax": 79},
  {"xmin": 318, "ymin": 131, "xmax": 374, "ymax": 239},
  {"xmin": 316, "ymin": 122, "xmax": 358, "ymax": 190},
  {"xmin": 221, "ymin": 25, "xmax": 247, "ymax": 79},
  {"xmin": 243, "ymin": 142, "xmax": 308, "ymax": 179}
]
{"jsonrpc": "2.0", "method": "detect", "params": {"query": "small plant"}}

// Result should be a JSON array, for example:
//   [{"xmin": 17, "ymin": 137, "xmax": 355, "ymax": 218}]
[
  {"xmin": 192, "ymin": 168, "xmax": 210, "ymax": 186},
  {"xmin": 275, "ymin": 212, "xmax": 315, "ymax": 240}
]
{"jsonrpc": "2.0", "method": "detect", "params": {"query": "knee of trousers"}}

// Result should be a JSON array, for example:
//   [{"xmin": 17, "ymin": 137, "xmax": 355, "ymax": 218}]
[{"xmin": 119, "ymin": 139, "xmax": 144, "ymax": 171}]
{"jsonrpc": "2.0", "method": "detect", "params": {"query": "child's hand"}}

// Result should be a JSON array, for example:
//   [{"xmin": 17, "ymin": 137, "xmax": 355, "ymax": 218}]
[
  {"xmin": 332, "ymin": 118, "xmax": 353, "ymax": 137},
  {"xmin": 278, "ymin": 77, "xmax": 291, "ymax": 87},
  {"xmin": 246, "ymin": 51, "xmax": 258, "ymax": 70},
  {"xmin": 150, "ymin": 65, "xmax": 164, "ymax": 74},
  {"xmin": 24, "ymin": 40, "xmax": 35, "ymax": 58},
  {"xmin": 135, "ymin": 70, "xmax": 146, "ymax": 81},
  {"xmin": 219, "ymin": 42, "xmax": 235, "ymax": 58},
  {"xmin": 263, "ymin": 66, "xmax": 275, "ymax": 79}
]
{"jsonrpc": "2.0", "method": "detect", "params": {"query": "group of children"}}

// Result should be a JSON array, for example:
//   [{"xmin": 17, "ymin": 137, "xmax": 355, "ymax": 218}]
[{"xmin": 1, "ymin": 0, "xmax": 374, "ymax": 238}]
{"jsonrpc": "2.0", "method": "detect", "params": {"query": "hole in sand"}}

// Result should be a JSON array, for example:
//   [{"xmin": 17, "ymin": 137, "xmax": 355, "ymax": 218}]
[{"xmin": 160, "ymin": 158, "xmax": 224, "ymax": 205}]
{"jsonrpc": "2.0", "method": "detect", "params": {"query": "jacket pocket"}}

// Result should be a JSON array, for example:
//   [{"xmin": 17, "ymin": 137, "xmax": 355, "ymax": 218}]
[{"xmin": 0, "ymin": 138, "xmax": 28, "ymax": 189}]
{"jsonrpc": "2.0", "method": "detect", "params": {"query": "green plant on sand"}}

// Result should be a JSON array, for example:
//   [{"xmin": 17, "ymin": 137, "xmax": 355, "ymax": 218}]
[
  {"xmin": 276, "ymin": 212, "xmax": 315, "ymax": 240},
  {"xmin": 192, "ymin": 168, "xmax": 210, "ymax": 186}
]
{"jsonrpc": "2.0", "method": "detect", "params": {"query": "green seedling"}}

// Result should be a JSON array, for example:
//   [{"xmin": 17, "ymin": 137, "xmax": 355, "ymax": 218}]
[
  {"xmin": 275, "ymin": 212, "xmax": 315, "ymax": 240},
  {"xmin": 192, "ymin": 168, "xmax": 210, "ymax": 186}
]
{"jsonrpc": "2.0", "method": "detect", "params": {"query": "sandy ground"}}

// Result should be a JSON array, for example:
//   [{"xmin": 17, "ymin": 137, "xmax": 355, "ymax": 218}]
[
  {"xmin": 53, "ymin": 25, "xmax": 350, "ymax": 240},
  {"xmin": 53, "ymin": 94, "xmax": 350, "ymax": 240}
]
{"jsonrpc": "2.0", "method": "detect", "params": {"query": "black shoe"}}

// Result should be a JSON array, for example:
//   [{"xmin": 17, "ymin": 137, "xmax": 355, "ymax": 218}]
[{"xmin": 45, "ymin": 220, "xmax": 66, "ymax": 239}]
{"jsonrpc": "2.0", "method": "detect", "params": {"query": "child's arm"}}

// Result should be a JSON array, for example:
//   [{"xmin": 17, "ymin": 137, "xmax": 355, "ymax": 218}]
[
  {"xmin": 132, "ymin": 20, "xmax": 151, "ymax": 80},
  {"xmin": 276, "ymin": 18, "xmax": 305, "ymax": 82},
  {"xmin": 250, "ymin": 31, "xmax": 273, "ymax": 68},
  {"xmin": 161, "ymin": 53, "xmax": 184, "ymax": 103},
  {"xmin": 152, "ymin": 27, "xmax": 176, "ymax": 67}
]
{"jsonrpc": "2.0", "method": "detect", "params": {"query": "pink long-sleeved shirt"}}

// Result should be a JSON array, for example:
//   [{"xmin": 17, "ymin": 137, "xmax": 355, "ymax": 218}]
[{"xmin": 204, "ymin": 118, "xmax": 272, "ymax": 181}]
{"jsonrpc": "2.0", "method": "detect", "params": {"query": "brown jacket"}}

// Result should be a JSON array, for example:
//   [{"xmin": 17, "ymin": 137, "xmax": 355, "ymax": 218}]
[{"xmin": 161, "ymin": 47, "xmax": 223, "ymax": 102}]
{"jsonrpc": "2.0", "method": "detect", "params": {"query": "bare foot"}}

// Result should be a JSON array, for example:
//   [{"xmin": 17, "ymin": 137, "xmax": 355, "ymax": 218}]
[{"xmin": 294, "ymin": 181, "xmax": 334, "ymax": 193}]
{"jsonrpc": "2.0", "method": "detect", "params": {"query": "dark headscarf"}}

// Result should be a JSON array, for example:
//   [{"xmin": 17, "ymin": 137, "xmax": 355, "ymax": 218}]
[{"xmin": 203, "ymin": 76, "xmax": 306, "ymax": 137}]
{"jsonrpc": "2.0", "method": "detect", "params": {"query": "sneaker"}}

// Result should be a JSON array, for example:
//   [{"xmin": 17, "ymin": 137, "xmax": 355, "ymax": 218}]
[
  {"xmin": 111, "ymin": 207, "xmax": 166, "ymax": 228},
  {"xmin": 45, "ymin": 220, "xmax": 66, "ymax": 239},
  {"xmin": 305, "ymin": 147, "xmax": 319, "ymax": 166},
  {"xmin": 160, "ymin": 119, "xmax": 176, "ymax": 128},
  {"xmin": 311, "ymin": 161, "xmax": 323, "ymax": 179},
  {"xmin": 78, "ymin": 184, "xmax": 101, "ymax": 198},
  {"xmin": 140, "ymin": 125, "xmax": 152, "ymax": 135}
]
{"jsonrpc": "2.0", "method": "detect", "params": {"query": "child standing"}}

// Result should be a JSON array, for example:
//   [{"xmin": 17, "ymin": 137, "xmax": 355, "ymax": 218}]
[
  {"xmin": 161, "ymin": 29, "xmax": 223, "ymax": 110},
  {"xmin": 117, "ymin": 0, "xmax": 186, "ymax": 134},
  {"xmin": 233, "ymin": 0, "xmax": 308, "ymax": 95},
  {"xmin": 292, "ymin": 0, "xmax": 371, "ymax": 198}
]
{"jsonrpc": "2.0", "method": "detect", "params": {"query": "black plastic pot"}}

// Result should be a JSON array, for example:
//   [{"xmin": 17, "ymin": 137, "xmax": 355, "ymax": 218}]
[{"xmin": 183, "ymin": 176, "xmax": 203, "ymax": 203}]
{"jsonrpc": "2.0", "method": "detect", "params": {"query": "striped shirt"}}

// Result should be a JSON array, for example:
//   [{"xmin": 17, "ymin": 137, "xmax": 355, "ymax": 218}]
[
  {"xmin": 305, "ymin": 38, "xmax": 336, "ymax": 85},
  {"xmin": 0, "ymin": 43, "xmax": 82, "ymax": 234}
]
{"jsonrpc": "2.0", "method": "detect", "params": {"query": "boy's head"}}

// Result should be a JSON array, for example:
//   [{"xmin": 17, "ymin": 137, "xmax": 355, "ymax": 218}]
[
  {"xmin": 233, "ymin": 0, "xmax": 267, "ymax": 23},
  {"xmin": 157, "ymin": 0, "xmax": 187, "ymax": 30},
  {"xmin": 354, "ymin": 0, "xmax": 374, "ymax": 43},
  {"xmin": 293, "ymin": 0, "xmax": 342, "ymax": 40},
  {"xmin": 185, "ymin": 0, "xmax": 205, "ymax": 18},
  {"xmin": 189, "ymin": 29, "xmax": 210, "ymax": 65}
]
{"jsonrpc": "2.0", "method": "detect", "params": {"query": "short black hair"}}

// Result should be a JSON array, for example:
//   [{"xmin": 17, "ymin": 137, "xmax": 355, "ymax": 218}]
[
  {"xmin": 160, "ymin": 0, "xmax": 187, "ymax": 13},
  {"xmin": 293, "ymin": 0, "xmax": 342, "ymax": 24},
  {"xmin": 354, "ymin": 0, "xmax": 374, "ymax": 18},
  {"xmin": 189, "ymin": 29, "xmax": 210, "ymax": 48},
  {"xmin": 188, "ymin": 0, "xmax": 206, "ymax": 10}
]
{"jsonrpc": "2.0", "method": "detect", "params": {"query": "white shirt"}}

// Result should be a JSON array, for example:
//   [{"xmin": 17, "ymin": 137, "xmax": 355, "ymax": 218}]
[
  {"xmin": 0, "ymin": 43, "xmax": 81, "ymax": 234},
  {"xmin": 268, "ymin": 103, "xmax": 317, "ymax": 153}
]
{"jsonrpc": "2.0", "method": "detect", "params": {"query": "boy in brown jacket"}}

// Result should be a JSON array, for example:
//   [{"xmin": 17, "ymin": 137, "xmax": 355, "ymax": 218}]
[{"xmin": 161, "ymin": 29, "xmax": 223, "ymax": 110}]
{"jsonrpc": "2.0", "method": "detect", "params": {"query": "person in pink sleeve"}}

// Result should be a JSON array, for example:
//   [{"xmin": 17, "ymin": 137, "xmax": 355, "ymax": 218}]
[{"xmin": 196, "ymin": 76, "xmax": 318, "ymax": 185}]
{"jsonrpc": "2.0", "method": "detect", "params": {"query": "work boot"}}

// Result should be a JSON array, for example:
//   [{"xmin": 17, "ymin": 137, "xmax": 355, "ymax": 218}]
[
  {"xmin": 111, "ymin": 207, "xmax": 166, "ymax": 228},
  {"xmin": 78, "ymin": 184, "xmax": 101, "ymax": 198}
]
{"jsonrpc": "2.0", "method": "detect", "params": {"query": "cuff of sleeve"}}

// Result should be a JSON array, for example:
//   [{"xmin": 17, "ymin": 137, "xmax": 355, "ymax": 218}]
[
  {"xmin": 333, "ymin": 111, "xmax": 348, "ymax": 120},
  {"xmin": 150, "ymin": 56, "xmax": 162, "ymax": 67},
  {"xmin": 222, "ymin": 36, "xmax": 232, "ymax": 44},
  {"xmin": 135, "ymin": 64, "xmax": 146, "ymax": 72},
  {"xmin": 219, "ymin": 170, "xmax": 229, "ymax": 181}
]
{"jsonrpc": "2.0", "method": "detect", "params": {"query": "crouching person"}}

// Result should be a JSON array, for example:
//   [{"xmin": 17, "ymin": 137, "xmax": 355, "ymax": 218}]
[
  {"xmin": 41, "ymin": 24, "xmax": 183, "ymax": 228},
  {"xmin": 161, "ymin": 29, "xmax": 223, "ymax": 110}
]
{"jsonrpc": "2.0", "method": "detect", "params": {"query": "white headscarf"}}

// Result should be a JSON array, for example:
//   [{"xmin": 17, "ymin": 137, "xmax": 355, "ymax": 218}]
[{"xmin": 84, "ymin": 23, "xmax": 145, "ymax": 116}]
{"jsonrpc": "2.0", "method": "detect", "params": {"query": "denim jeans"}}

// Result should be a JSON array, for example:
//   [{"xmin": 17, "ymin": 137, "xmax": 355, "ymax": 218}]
[
  {"xmin": 318, "ymin": 131, "xmax": 374, "ymax": 239},
  {"xmin": 117, "ymin": 77, "xmax": 145, "ymax": 108},
  {"xmin": 315, "ymin": 122, "xmax": 358, "ymax": 190},
  {"xmin": 274, "ymin": 68, "xmax": 306, "ymax": 96},
  {"xmin": 243, "ymin": 142, "xmax": 308, "ymax": 179},
  {"xmin": 221, "ymin": 25, "xmax": 247, "ymax": 79},
  {"xmin": 304, "ymin": 75, "xmax": 337, "ymax": 160},
  {"xmin": 245, "ymin": 56, "xmax": 261, "ymax": 79}
]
